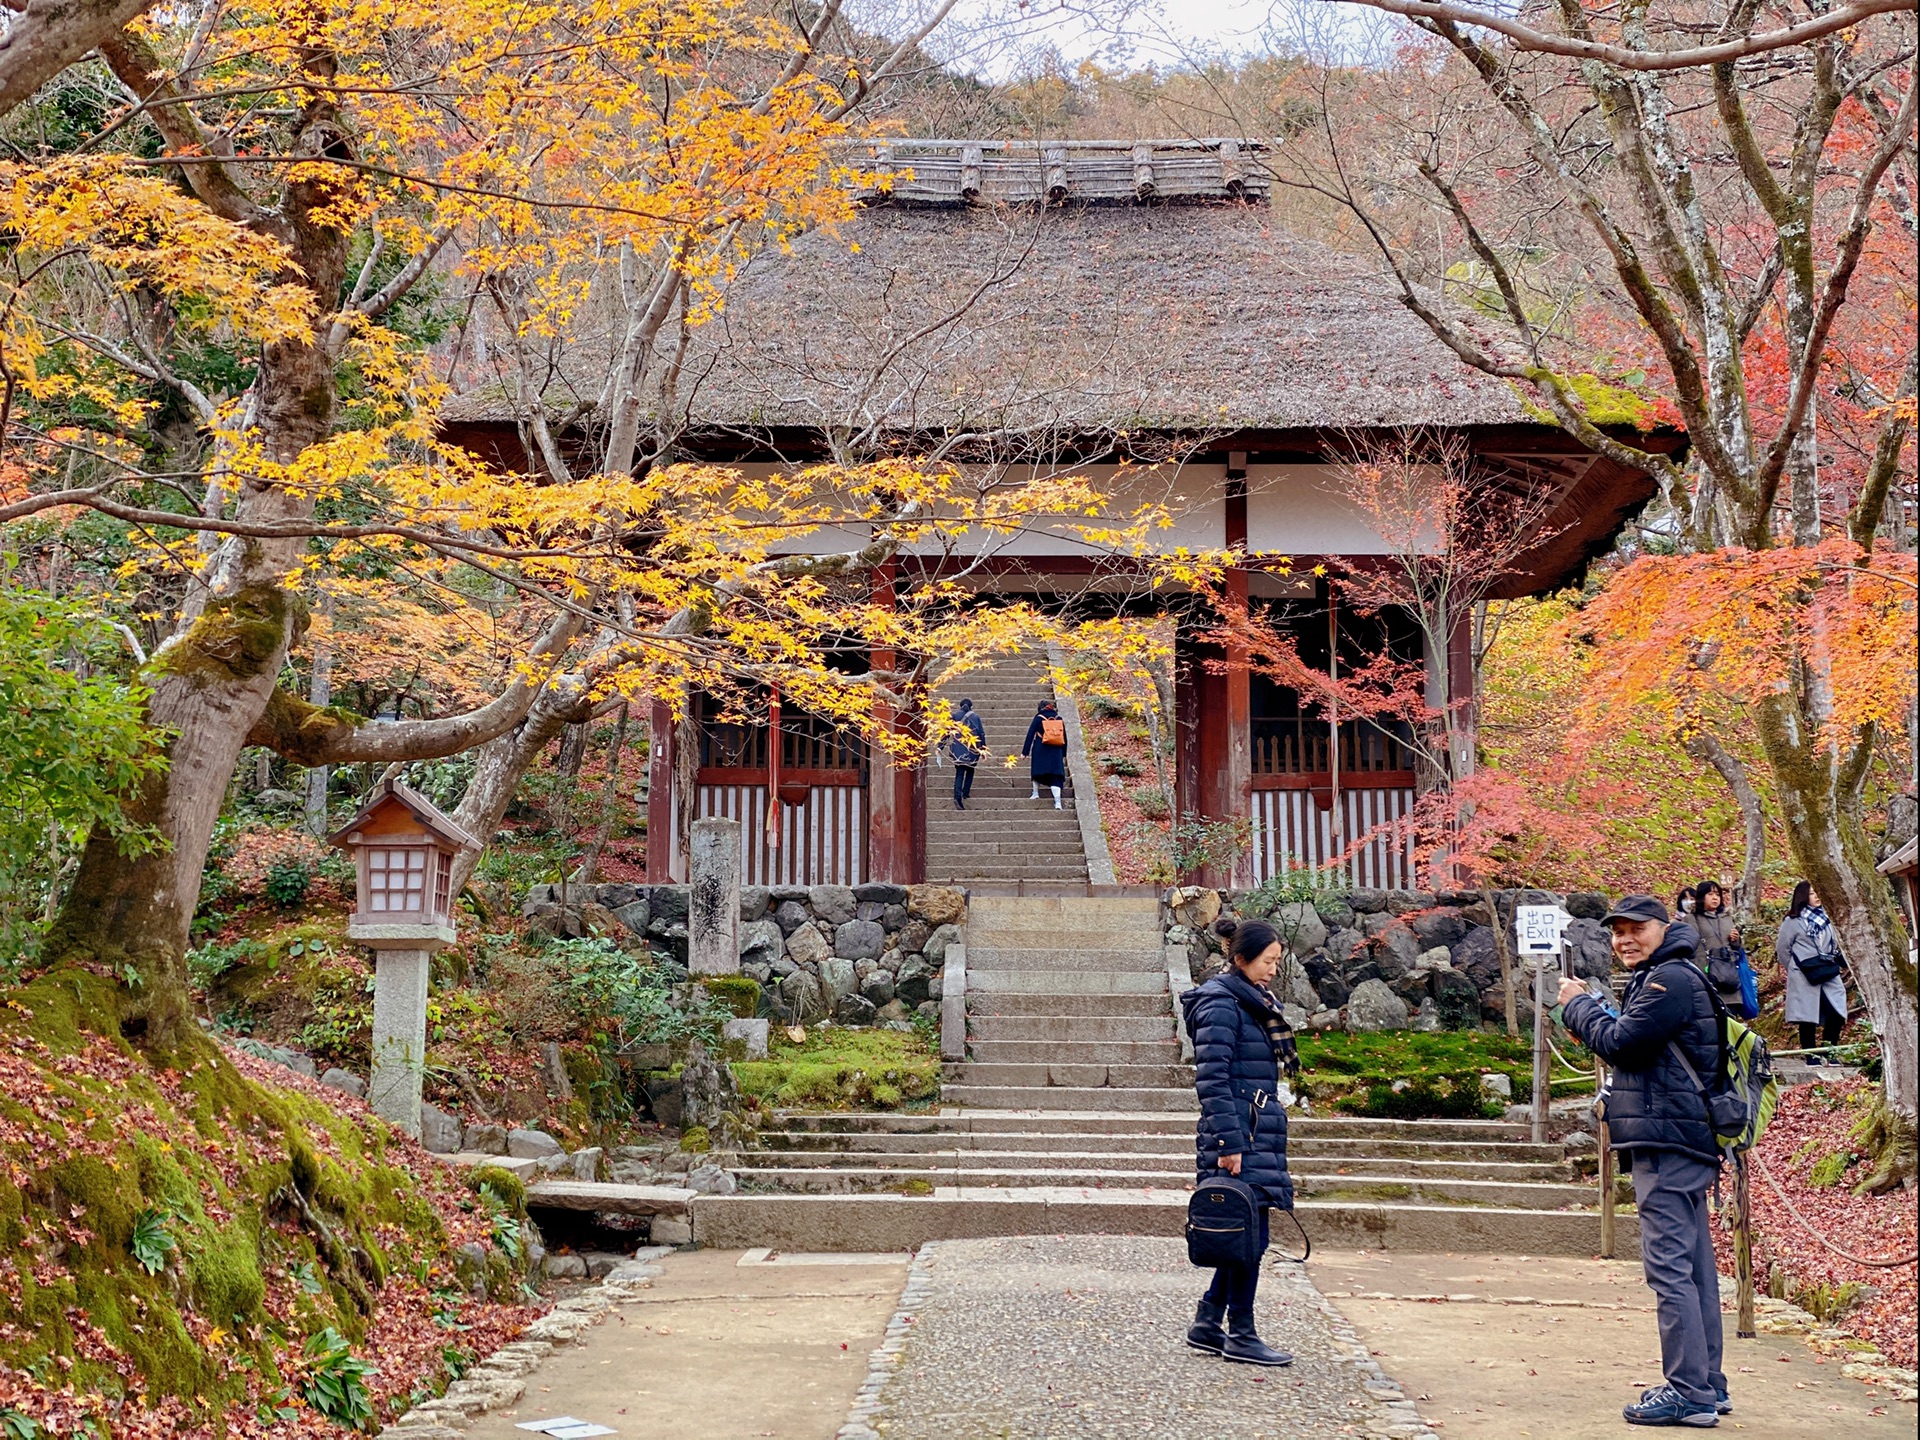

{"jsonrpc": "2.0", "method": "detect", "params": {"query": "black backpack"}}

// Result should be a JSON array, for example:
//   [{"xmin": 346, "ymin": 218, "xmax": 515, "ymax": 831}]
[{"xmin": 1186, "ymin": 1175, "xmax": 1264, "ymax": 1271}]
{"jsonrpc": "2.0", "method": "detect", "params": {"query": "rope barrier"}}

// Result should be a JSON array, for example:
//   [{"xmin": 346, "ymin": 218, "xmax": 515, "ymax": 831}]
[{"xmin": 1747, "ymin": 1152, "xmax": 1919, "ymax": 1269}]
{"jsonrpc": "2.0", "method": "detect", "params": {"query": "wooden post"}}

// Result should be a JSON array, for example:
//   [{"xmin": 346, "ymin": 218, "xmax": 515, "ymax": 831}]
[
  {"xmin": 645, "ymin": 699, "xmax": 675, "ymax": 882},
  {"xmin": 1597, "ymin": 1057, "xmax": 1615, "ymax": 1258},
  {"xmin": 1531, "ymin": 949, "xmax": 1552, "ymax": 1144},
  {"xmin": 1734, "ymin": 1154, "xmax": 1757, "ymax": 1337}
]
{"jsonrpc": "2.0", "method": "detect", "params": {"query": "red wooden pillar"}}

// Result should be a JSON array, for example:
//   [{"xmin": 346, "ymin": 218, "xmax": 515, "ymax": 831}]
[
  {"xmin": 866, "ymin": 559, "xmax": 921, "ymax": 884},
  {"xmin": 644, "ymin": 698, "xmax": 676, "ymax": 882},
  {"xmin": 1222, "ymin": 472, "xmax": 1253, "ymax": 888}
]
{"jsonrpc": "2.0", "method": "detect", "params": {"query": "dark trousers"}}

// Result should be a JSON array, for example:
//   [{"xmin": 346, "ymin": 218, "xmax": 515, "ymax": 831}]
[
  {"xmin": 1631, "ymin": 1154, "xmax": 1726, "ymax": 1408},
  {"xmin": 1797, "ymin": 994, "xmax": 1845, "ymax": 1052},
  {"xmin": 952, "ymin": 764, "xmax": 975, "ymax": 804},
  {"xmin": 1203, "ymin": 1208, "xmax": 1270, "ymax": 1315}
]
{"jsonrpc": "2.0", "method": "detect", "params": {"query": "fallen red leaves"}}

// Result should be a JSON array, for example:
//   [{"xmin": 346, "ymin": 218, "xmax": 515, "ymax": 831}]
[{"xmin": 1711, "ymin": 1077, "xmax": 1917, "ymax": 1366}]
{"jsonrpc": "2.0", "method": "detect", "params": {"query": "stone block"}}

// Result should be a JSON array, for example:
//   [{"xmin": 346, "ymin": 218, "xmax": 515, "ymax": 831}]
[
  {"xmin": 464, "ymin": 1122, "xmax": 509, "ymax": 1154},
  {"xmin": 854, "ymin": 881, "xmax": 910, "ymax": 906},
  {"xmin": 689, "ymin": 818, "xmax": 741, "ymax": 976},
  {"xmin": 740, "ymin": 885, "xmax": 772, "ymax": 921},
  {"xmin": 1314, "ymin": 974, "xmax": 1350, "ymax": 1010},
  {"xmin": 834, "ymin": 993, "xmax": 879, "ymax": 1026},
  {"xmin": 1314, "ymin": 895, "xmax": 1356, "ymax": 930},
  {"xmin": 507, "ymin": 1128, "xmax": 564, "ymax": 1160},
  {"xmin": 1409, "ymin": 909, "xmax": 1468, "ymax": 950},
  {"xmin": 419, "ymin": 1103, "xmax": 463, "ymax": 1154},
  {"xmin": 595, "ymin": 882, "xmax": 640, "ymax": 909},
  {"xmin": 545, "ymin": 1253, "xmax": 587, "ymax": 1279},
  {"xmin": 645, "ymin": 884, "xmax": 690, "ymax": 925},
  {"xmin": 1480, "ymin": 1071, "xmax": 1513, "ymax": 1099},
  {"xmin": 1347, "ymin": 887, "xmax": 1387, "ymax": 914},
  {"xmin": 808, "ymin": 884, "xmax": 858, "ymax": 926},
  {"xmin": 320, "ymin": 1068, "xmax": 367, "ymax": 1099},
  {"xmin": 1275, "ymin": 901, "xmax": 1328, "ymax": 957},
  {"xmin": 774, "ymin": 898, "xmax": 812, "ymax": 934},
  {"xmin": 1385, "ymin": 889, "xmax": 1434, "ymax": 915},
  {"xmin": 894, "ymin": 955, "xmax": 933, "ymax": 1008},
  {"xmin": 610, "ymin": 899, "xmax": 651, "ymax": 936},
  {"xmin": 651, "ymin": 1216, "xmax": 694, "ymax": 1246},
  {"xmin": 722, "ymin": 1017, "xmax": 769, "ymax": 1059},
  {"xmin": 906, "ymin": 884, "xmax": 966, "ymax": 926},
  {"xmin": 1168, "ymin": 885, "xmax": 1222, "ymax": 930},
  {"xmin": 819, "ymin": 956, "xmax": 857, "ymax": 1009},
  {"xmin": 922, "ymin": 923, "xmax": 962, "ymax": 965},
  {"xmin": 855, "ymin": 900, "xmax": 885, "ymax": 922},
  {"xmin": 568, "ymin": 1147, "xmax": 604, "ymax": 1181},
  {"xmin": 780, "ymin": 969, "xmax": 828, "ymax": 1024},
  {"xmin": 834, "ymin": 918, "xmax": 886, "ymax": 960},
  {"xmin": 1345, "ymin": 978, "xmax": 1410, "ymax": 1032},
  {"xmin": 1412, "ymin": 945, "xmax": 1452, "ymax": 972},
  {"xmin": 860, "ymin": 971, "xmax": 895, "ymax": 1008},
  {"xmin": 739, "ymin": 918, "xmax": 784, "ymax": 968},
  {"xmin": 881, "ymin": 904, "xmax": 908, "ymax": 930},
  {"xmin": 1565, "ymin": 892, "xmax": 1611, "ymax": 920},
  {"xmin": 785, "ymin": 922, "xmax": 830, "ymax": 967}
]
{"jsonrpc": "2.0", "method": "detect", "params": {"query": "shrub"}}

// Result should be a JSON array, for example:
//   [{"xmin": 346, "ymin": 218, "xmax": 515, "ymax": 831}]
[
  {"xmin": 679, "ymin": 1125, "xmax": 711, "ymax": 1153},
  {"xmin": 1128, "ymin": 785, "xmax": 1170, "ymax": 821},
  {"xmin": 1086, "ymin": 695, "xmax": 1133, "ymax": 720},
  {"xmin": 1339, "ymin": 1071, "xmax": 1496, "ymax": 1121},
  {"xmin": 265, "ymin": 857, "xmax": 315, "ymax": 908},
  {"xmin": 1099, "ymin": 753, "xmax": 1142, "ymax": 777},
  {"xmin": 300, "ymin": 1327, "xmax": 376, "ymax": 1429},
  {"xmin": 1807, "ymin": 1150, "xmax": 1855, "ymax": 1187}
]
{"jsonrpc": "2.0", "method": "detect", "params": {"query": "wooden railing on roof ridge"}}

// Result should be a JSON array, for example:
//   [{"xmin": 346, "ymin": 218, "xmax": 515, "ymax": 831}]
[{"xmin": 845, "ymin": 138, "xmax": 1273, "ymax": 206}]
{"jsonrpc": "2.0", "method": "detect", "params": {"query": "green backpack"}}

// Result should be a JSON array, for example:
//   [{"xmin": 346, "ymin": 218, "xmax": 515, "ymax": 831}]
[{"xmin": 1666, "ymin": 981, "xmax": 1780, "ymax": 1156}]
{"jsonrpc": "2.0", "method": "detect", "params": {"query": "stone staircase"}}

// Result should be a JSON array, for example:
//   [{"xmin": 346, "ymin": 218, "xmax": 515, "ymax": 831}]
[
  {"xmin": 946, "ymin": 894, "xmax": 1189, "ymax": 1109},
  {"xmin": 696, "ymin": 893, "xmax": 1635, "ymax": 1255},
  {"xmin": 926, "ymin": 655, "xmax": 1090, "ymax": 885}
]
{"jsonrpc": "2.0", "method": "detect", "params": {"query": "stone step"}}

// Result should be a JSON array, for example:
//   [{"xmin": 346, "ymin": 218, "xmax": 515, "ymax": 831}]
[
  {"xmin": 940, "ymin": 1084, "xmax": 1199, "ymax": 1111},
  {"xmin": 745, "ymin": 1144, "xmax": 1573, "ymax": 1182},
  {"xmin": 969, "ymin": 1039, "xmax": 1182, "ymax": 1064},
  {"xmin": 970, "ymin": 897, "xmax": 1163, "ymax": 915},
  {"xmin": 968, "ymin": 969, "xmax": 1169, "ymax": 995},
  {"xmin": 732, "ymin": 1166, "xmax": 1597, "ymax": 1208},
  {"xmin": 968, "ymin": 992, "xmax": 1173, "ymax": 1017},
  {"xmin": 968, "ymin": 1015, "xmax": 1178, "ymax": 1041},
  {"xmin": 964, "ymin": 931, "xmax": 1165, "ymax": 953},
  {"xmin": 690, "ymin": 1193, "xmax": 1642, "ymax": 1257},
  {"xmin": 963, "ymin": 949, "xmax": 1164, "ymax": 974},
  {"xmin": 944, "ymin": 1060, "xmax": 1195, "ymax": 1088},
  {"xmin": 770, "ymin": 1110, "xmax": 1535, "ymax": 1144}
]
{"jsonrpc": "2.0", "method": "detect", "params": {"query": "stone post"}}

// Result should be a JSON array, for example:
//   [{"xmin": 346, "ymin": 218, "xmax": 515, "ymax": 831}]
[
  {"xmin": 369, "ymin": 947, "xmax": 431, "ymax": 1136},
  {"xmin": 689, "ymin": 817, "xmax": 741, "ymax": 976}
]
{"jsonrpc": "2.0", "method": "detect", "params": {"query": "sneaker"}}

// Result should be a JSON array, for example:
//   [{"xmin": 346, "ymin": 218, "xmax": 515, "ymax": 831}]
[
  {"xmin": 1715, "ymin": 1391, "xmax": 1731, "ymax": 1415},
  {"xmin": 1623, "ymin": 1385, "xmax": 1718, "ymax": 1427}
]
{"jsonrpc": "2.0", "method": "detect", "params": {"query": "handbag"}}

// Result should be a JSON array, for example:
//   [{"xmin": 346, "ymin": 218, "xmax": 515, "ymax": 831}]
[
  {"xmin": 1795, "ymin": 954, "xmax": 1843, "ymax": 987},
  {"xmin": 1705, "ymin": 946, "xmax": 1743, "ymax": 995},
  {"xmin": 1736, "ymin": 949, "xmax": 1760, "ymax": 1021}
]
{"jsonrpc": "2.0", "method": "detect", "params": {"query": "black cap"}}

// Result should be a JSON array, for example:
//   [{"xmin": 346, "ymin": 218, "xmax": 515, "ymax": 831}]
[{"xmin": 1603, "ymin": 894, "xmax": 1669, "ymax": 926}]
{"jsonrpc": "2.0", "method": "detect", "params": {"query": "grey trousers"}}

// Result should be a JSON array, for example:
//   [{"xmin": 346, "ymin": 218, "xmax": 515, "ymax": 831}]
[{"xmin": 1631, "ymin": 1152, "xmax": 1727, "ymax": 1408}]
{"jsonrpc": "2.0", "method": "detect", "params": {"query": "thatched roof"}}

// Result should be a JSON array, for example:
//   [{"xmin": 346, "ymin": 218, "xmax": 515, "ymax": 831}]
[{"xmin": 441, "ymin": 199, "xmax": 1536, "ymax": 438}]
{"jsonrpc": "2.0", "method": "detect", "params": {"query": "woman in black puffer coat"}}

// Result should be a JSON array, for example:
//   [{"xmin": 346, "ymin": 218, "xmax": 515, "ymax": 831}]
[{"xmin": 1177, "ymin": 917, "xmax": 1299, "ymax": 1367}]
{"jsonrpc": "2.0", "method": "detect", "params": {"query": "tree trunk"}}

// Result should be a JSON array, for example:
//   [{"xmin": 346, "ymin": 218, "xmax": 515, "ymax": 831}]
[
  {"xmin": 1684, "ymin": 729, "xmax": 1767, "ymax": 916},
  {"xmin": 1754, "ymin": 697, "xmax": 1918, "ymax": 1177},
  {"xmin": 305, "ymin": 594, "xmax": 335, "ymax": 835}
]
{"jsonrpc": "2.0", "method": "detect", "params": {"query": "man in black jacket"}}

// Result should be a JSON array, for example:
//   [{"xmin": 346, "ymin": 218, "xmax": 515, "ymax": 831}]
[{"xmin": 1557, "ymin": 895, "xmax": 1727, "ymax": 1429}]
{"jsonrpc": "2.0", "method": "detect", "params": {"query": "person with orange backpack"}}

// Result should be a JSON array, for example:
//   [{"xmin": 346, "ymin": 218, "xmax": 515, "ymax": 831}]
[{"xmin": 1022, "ymin": 700, "xmax": 1069, "ymax": 809}]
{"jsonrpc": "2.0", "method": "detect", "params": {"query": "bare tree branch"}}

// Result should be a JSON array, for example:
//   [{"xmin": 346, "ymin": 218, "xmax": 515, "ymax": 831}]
[{"xmin": 1329, "ymin": 0, "xmax": 1918, "ymax": 72}]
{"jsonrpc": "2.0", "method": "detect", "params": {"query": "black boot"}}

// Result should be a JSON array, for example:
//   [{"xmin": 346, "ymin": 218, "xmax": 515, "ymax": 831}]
[
  {"xmin": 1222, "ymin": 1311, "xmax": 1292, "ymax": 1367},
  {"xmin": 1186, "ymin": 1298, "xmax": 1226, "ymax": 1354}
]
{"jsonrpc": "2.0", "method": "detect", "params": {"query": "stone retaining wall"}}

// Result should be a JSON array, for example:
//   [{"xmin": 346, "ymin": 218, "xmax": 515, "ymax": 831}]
[
  {"xmin": 526, "ymin": 880, "xmax": 968, "ymax": 1029},
  {"xmin": 1165, "ymin": 884, "xmax": 1620, "ymax": 1034}
]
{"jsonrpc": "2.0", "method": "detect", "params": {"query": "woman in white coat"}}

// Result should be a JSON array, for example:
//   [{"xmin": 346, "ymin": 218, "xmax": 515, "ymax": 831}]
[{"xmin": 1775, "ymin": 880, "xmax": 1848, "ymax": 1062}]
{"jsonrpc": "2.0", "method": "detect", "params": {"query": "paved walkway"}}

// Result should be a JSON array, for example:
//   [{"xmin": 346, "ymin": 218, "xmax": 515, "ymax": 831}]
[
  {"xmin": 466, "ymin": 1249, "xmax": 907, "ymax": 1440},
  {"xmin": 1313, "ymin": 1250, "xmax": 1915, "ymax": 1439},
  {"xmin": 845, "ymin": 1235, "xmax": 1424, "ymax": 1439}
]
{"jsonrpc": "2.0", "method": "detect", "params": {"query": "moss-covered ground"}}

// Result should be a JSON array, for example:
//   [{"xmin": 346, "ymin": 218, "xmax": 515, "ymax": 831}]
[
  {"xmin": 731, "ymin": 1025, "xmax": 940, "ymax": 1111},
  {"xmin": 0, "ymin": 968, "xmax": 540, "ymax": 1437},
  {"xmin": 1298, "ymin": 1028, "xmax": 1596, "ymax": 1118}
]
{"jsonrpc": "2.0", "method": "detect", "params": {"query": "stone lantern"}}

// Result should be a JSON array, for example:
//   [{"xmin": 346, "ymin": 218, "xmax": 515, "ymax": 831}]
[{"xmin": 328, "ymin": 777, "xmax": 478, "ymax": 1136}]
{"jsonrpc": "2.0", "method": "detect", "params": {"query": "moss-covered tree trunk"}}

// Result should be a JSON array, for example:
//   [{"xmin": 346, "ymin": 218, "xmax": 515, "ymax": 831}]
[{"xmin": 39, "ymin": 97, "xmax": 351, "ymax": 1047}]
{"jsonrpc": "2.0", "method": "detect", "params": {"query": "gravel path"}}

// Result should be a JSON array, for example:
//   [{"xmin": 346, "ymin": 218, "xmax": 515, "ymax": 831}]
[{"xmin": 839, "ymin": 1235, "xmax": 1433, "ymax": 1440}]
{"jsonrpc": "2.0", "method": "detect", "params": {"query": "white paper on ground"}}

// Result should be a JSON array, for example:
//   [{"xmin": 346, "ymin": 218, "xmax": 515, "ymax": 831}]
[
  {"xmin": 514, "ymin": 1422, "xmax": 586, "ymax": 1435},
  {"xmin": 548, "ymin": 1427, "xmax": 617, "ymax": 1438}
]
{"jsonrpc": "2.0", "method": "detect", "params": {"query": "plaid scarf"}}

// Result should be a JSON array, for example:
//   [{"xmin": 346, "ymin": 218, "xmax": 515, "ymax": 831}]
[
  {"xmin": 1802, "ymin": 904, "xmax": 1836, "ymax": 952},
  {"xmin": 1254, "ymin": 983, "xmax": 1301, "ymax": 1079}
]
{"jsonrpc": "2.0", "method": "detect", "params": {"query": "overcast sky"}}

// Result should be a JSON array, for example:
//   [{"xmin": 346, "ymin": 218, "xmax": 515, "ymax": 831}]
[{"xmin": 855, "ymin": 1, "xmax": 1385, "ymax": 80}]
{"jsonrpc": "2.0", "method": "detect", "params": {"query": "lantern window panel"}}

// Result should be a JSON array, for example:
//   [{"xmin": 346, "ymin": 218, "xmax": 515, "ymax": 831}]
[{"xmin": 366, "ymin": 846, "xmax": 429, "ymax": 912}]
